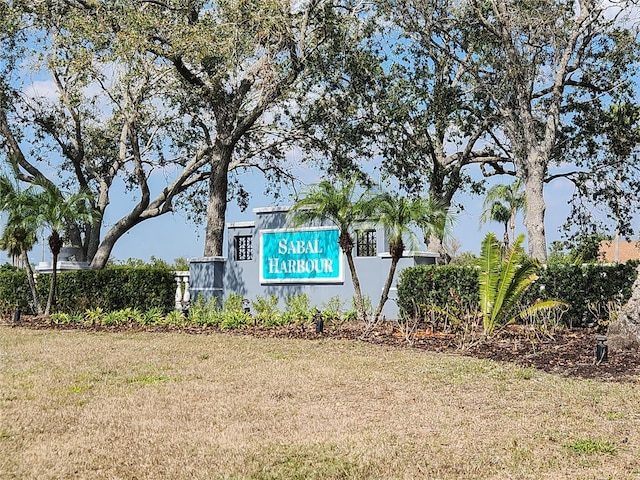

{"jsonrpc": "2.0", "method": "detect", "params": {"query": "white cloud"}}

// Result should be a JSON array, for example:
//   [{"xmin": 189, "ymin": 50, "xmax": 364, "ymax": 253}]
[{"xmin": 22, "ymin": 79, "xmax": 60, "ymax": 101}]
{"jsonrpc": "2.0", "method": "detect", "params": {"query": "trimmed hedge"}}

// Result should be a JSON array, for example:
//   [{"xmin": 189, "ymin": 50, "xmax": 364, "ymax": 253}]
[
  {"xmin": 4, "ymin": 261, "xmax": 637, "ymax": 326},
  {"xmin": 0, "ymin": 265, "xmax": 32, "ymax": 313},
  {"xmin": 397, "ymin": 262, "xmax": 638, "ymax": 327},
  {"xmin": 397, "ymin": 265, "xmax": 479, "ymax": 319},
  {"xmin": 523, "ymin": 262, "xmax": 638, "ymax": 327},
  {"xmin": 35, "ymin": 267, "xmax": 177, "ymax": 314}
]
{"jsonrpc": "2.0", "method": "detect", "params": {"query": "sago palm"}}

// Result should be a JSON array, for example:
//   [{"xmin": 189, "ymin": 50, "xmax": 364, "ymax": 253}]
[
  {"xmin": 479, "ymin": 232, "xmax": 562, "ymax": 335},
  {"xmin": 288, "ymin": 178, "xmax": 376, "ymax": 321}
]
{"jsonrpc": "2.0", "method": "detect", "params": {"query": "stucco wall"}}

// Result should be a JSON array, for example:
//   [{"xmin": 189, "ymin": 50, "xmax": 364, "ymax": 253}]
[{"xmin": 189, "ymin": 206, "xmax": 437, "ymax": 319}]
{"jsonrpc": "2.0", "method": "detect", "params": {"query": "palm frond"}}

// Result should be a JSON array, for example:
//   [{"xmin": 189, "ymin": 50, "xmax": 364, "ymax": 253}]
[
  {"xmin": 491, "ymin": 234, "xmax": 529, "ymax": 322},
  {"xmin": 479, "ymin": 232, "xmax": 548, "ymax": 335},
  {"xmin": 479, "ymin": 232, "xmax": 501, "ymax": 329},
  {"xmin": 513, "ymin": 300, "xmax": 568, "ymax": 325}
]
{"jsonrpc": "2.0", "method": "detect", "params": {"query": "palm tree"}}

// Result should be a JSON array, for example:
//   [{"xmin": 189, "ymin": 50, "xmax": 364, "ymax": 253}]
[
  {"xmin": 371, "ymin": 192, "xmax": 447, "ymax": 324},
  {"xmin": 288, "ymin": 178, "xmax": 376, "ymax": 322},
  {"xmin": 480, "ymin": 180, "xmax": 526, "ymax": 246},
  {"xmin": 481, "ymin": 201, "xmax": 511, "ymax": 247},
  {"xmin": 0, "ymin": 226, "xmax": 23, "ymax": 267},
  {"xmin": 0, "ymin": 176, "xmax": 42, "ymax": 314},
  {"xmin": 31, "ymin": 179, "xmax": 95, "ymax": 316}
]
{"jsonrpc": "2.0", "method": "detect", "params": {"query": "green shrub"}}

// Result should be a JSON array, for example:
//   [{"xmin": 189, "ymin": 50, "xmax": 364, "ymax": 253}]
[
  {"xmin": 79, "ymin": 306, "xmax": 177, "ymax": 328},
  {"xmin": 0, "ymin": 266, "xmax": 33, "ymax": 313},
  {"xmin": 141, "ymin": 307, "xmax": 164, "ymax": 326},
  {"xmin": 187, "ymin": 296, "xmax": 220, "ymax": 327},
  {"xmin": 219, "ymin": 294, "xmax": 252, "ymax": 329},
  {"xmin": 398, "ymin": 260, "xmax": 638, "ymax": 328},
  {"xmin": 83, "ymin": 307, "xmax": 104, "ymax": 326},
  {"xmin": 186, "ymin": 294, "xmax": 251, "ymax": 329},
  {"xmin": 320, "ymin": 296, "xmax": 346, "ymax": 323},
  {"xmin": 101, "ymin": 311, "xmax": 123, "ymax": 326},
  {"xmin": 281, "ymin": 293, "xmax": 314, "ymax": 325},
  {"xmin": 397, "ymin": 265, "xmax": 479, "ymax": 321},
  {"xmin": 118, "ymin": 307, "xmax": 143, "ymax": 325},
  {"xmin": 342, "ymin": 295, "xmax": 372, "ymax": 322},
  {"xmin": 161, "ymin": 309, "xmax": 186, "ymax": 326},
  {"xmin": 252, "ymin": 294, "xmax": 284, "ymax": 326},
  {"xmin": 36, "ymin": 267, "xmax": 176, "ymax": 315},
  {"xmin": 523, "ymin": 261, "xmax": 637, "ymax": 327},
  {"xmin": 49, "ymin": 312, "xmax": 82, "ymax": 325}
]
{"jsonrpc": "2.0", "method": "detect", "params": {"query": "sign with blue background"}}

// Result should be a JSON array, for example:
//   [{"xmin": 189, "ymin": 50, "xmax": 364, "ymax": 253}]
[{"xmin": 260, "ymin": 227, "xmax": 343, "ymax": 283}]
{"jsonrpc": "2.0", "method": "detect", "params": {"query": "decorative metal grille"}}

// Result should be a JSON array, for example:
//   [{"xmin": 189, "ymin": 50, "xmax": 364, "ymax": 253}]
[
  {"xmin": 234, "ymin": 235, "xmax": 253, "ymax": 261},
  {"xmin": 356, "ymin": 229, "xmax": 377, "ymax": 257}
]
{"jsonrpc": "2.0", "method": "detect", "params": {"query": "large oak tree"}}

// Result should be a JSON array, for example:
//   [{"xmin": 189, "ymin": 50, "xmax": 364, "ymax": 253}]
[
  {"xmin": 379, "ymin": 0, "xmax": 639, "ymax": 260},
  {"xmin": 295, "ymin": 2, "xmax": 509, "ymax": 262},
  {"xmin": 0, "ymin": 1, "xmax": 362, "ymax": 267},
  {"xmin": 72, "ymin": 0, "xmax": 364, "ymax": 260}
]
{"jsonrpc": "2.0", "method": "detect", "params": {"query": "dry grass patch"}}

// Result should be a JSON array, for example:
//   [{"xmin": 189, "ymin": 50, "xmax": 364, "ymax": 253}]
[{"xmin": 1, "ymin": 327, "xmax": 639, "ymax": 479}]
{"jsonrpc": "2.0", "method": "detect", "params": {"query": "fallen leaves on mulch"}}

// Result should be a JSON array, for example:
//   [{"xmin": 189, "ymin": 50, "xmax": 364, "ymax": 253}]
[
  {"xmin": 462, "ymin": 327, "xmax": 640, "ymax": 383},
  {"xmin": 4, "ymin": 315, "xmax": 639, "ymax": 383}
]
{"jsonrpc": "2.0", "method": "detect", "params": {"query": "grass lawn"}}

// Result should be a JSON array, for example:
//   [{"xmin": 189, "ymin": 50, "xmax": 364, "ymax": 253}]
[{"xmin": 1, "ymin": 327, "xmax": 639, "ymax": 479}]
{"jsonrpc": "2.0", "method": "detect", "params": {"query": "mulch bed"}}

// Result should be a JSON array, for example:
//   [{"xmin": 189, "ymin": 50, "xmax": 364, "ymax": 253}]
[{"xmin": 5, "ymin": 315, "xmax": 640, "ymax": 383}]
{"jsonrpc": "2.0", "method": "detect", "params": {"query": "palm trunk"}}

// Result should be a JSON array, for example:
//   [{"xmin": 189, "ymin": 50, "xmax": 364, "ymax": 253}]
[
  {"xmin": 510, "ymin": 210, "xmax": 516, "ymax": 247},
  {"xmin": 344, "ymin": 250, "xmax": 367, "ymax": 322},
  {"xmin": 373, "ymin": 256, "xmax": 400, "ymax": 323},
  {"xmin": 45, "ymin": 231, "xmax": 63, "ymax": 316},
  {"xmin": 21, "ymin": 247, "xmax": 42, "ymax": 315},
  {"xmin": 45, "ymin": 251, "xmax": 58, "ymax": 316}
]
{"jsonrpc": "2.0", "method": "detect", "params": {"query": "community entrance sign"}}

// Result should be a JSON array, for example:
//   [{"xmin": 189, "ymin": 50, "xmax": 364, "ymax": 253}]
[{"xmin": 260, "ymin": 227, "xmax": 343, "ymax": 283}]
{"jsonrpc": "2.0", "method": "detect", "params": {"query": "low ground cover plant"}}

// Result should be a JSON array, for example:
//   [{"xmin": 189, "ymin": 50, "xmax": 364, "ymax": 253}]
[
  {"xmin": 252, "ymin": 294, "xmax": 284, "ymax": 326},
  {"xmin": 39, "ymin": 293, "xmax": 359, "ymax": 332}
]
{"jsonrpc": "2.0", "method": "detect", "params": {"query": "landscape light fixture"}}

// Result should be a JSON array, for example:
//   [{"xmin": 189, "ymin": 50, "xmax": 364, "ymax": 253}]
[
  {"xmin": 595, "ymin": 335, "xmax": 608, "ymax": 364},
  {"xmin": 314, "ymin": 311, "xmax": 324, "ymax": 333}
]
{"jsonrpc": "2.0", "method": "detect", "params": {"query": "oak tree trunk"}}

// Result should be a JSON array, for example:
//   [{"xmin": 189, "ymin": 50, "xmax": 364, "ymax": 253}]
[
  {"xmin": 90, "ymin": 215, "xmax": 142, "ymax": 269},
  {"xmin": 426, "ymin": 233, "xmax": 450, "ymax": 265},
  {"xmin": 522, "ymin": 156, "xmax": 548, "ymax": 262},
  {"xmin": 203, "ymin": 149, "xmax": 231, "ymax": 257}
]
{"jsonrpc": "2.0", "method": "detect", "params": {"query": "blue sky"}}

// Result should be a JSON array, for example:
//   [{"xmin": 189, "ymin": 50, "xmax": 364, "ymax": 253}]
[
  {"xmin": 2, "ymin": 7, "xmax": 631, "ymax": 266},
  {"xmin": 0, "ymin": 150, "xmax": 613, "ymax": 266},
  {"xmin": 39, "ymin": 165, "xmax": 579, "ymax": 265}
]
